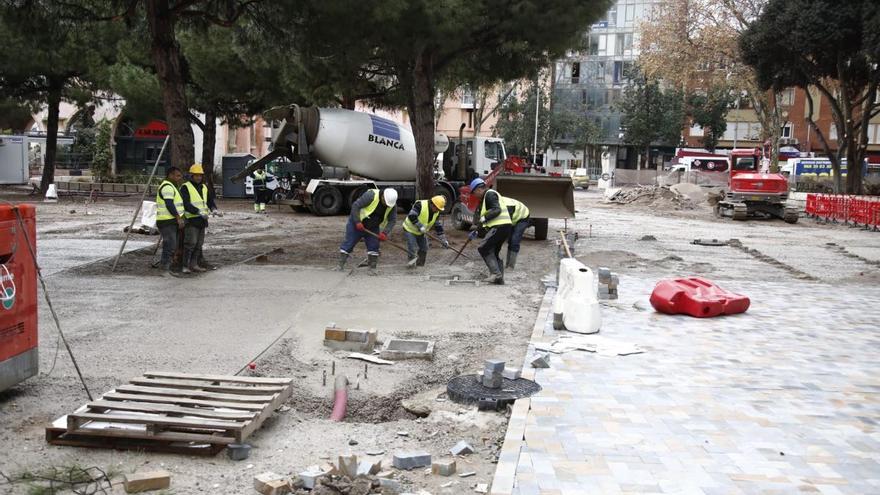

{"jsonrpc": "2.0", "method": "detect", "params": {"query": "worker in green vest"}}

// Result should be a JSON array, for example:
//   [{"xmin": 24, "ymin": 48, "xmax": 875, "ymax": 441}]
[
  {"xmin": 337, "ymin": 188, "xmax": 398, "ymax": 274},
  {"xmin": 504, "ymin": 196, "xmax": 530, "ymax": 269},
  {"xmin": 468, "ymin": 178, "xmax": 511, "ymax": 285},
  {"xmin": 155, "ymin": 166, "xmax": 184, "ymax": 276},
  {"xmin": 179, "ymin": 163, "xmax": 218, "ymax": 274},
  {"xmin": 403, "ymin": 195, "xmax": 449, "ymax": 268}
]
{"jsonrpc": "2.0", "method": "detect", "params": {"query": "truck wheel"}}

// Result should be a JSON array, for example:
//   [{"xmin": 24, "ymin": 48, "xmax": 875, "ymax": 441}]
[
  {"xmin": 532, "ymin": 218, "xmax": 549, "ymax": 240},
  {"xmin": 451, "ymin": 203, "xmax": 471, "ymax": 231},
  {"xmin": 312, "ymin": 186, "xmax": 343, "ymax": 216},
  {"xmin": 348, "ymin": 186, "xmax": 369, "ymax": 212}
]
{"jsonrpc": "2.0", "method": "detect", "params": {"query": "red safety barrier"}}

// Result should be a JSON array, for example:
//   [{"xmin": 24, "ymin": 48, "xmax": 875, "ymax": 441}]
[
  {"xmin": 806, "ymin": 193, "xmax": 880, "ymax": 229},
  {"xmin": 650, "ymin": 277, "xmax": 750, "ymax": 318}
]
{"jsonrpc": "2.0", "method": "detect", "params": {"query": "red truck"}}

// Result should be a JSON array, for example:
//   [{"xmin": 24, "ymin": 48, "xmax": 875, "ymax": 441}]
[{"xmin": 715, "ymin": 149, "xmax": 799, "ymax": 223}]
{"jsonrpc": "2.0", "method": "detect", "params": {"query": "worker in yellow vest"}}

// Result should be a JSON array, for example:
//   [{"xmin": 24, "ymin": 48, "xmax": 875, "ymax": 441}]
[
  {"xmin": 155, "ymin": 166, "xmax": 184, "ymax": 276},
  {"xmin": 179, "ymin": 163, "xmax": 218, "ymax": 274},
  {"xmin": 249, "ymin": 164, "xmax": 269, "ymax": 213},
  {"xmin": 403, "ymin": 195, "xmax": 449, "ymax": 268},
  {"xmin": 468, "ymin": 178, "xmax": 511, "ymax": 285},
  {"xmin": 504, "ymin": 196, "xmax": 530, "ymax": 270},
  {"xmin": 337, "ymin": 188, "xmax": 398, "ymax": 274}
]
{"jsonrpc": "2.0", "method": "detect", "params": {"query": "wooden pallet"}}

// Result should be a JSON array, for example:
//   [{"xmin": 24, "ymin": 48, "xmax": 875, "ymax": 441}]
[{"xmin": 46, "ymin": 371, "xmax": 294, "ymax": 455}]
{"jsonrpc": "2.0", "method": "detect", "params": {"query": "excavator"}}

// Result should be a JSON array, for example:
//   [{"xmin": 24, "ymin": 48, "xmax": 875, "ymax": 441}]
[{"xmin": 715, "ymin": 148, "xmax": 799, "ymax": 223}]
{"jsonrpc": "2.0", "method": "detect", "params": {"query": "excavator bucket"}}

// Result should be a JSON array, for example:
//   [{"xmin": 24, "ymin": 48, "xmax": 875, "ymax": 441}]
[{"xmin": 495, "ymin": 175, "xmax": 576, "ymax": 219}]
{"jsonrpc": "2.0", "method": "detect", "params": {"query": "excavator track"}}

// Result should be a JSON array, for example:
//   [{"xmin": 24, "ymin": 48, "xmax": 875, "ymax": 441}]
[
  {"xmin": 731, "ymin": 204, "xmax": 749, "ymax": 221},
  {"xmin": 783, "ymin": 207, "xmax": 799, "ymax": 224}
]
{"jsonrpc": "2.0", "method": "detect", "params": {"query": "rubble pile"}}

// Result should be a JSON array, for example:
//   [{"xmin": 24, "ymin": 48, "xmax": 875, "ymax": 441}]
[{"xmin": 606, "ymin": 186, "xmax": 705, "ymax": 210}]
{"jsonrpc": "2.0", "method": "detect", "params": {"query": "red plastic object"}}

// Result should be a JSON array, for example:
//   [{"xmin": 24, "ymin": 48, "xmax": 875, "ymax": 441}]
[
  {"xmin": 0, "ymin": 204, "xmax": 38, "ymax": 391},
  {"xmin": 650, "ymin": 277, "xmax": 750, "ymax": 318}
]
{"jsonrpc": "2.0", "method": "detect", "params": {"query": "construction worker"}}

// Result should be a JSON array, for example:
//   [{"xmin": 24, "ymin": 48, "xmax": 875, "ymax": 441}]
[
  {"xmin": 402, "ymin": 195, "xmax": 449, "ymax": 268},
  {"xmin": 155, "ymin": 166, "xmax": 184, "ymax": 276},
  {"xmin": 468, "ymin": 178, "xmax": 511, "ymax": 285},
  {"xmin": 504, "ymin": 196, "xmax": 530, "ymax": 269},
  {"xmin": 249, "ymin": 164, "xmax": 269, "ymax": 213},
  {"xmin": 179, "ymin": 163, "xmax": 218, "ymax": 274},
  {"xmin": 337, "ymin": 188, "xmax": 397, "ymax": 275}
]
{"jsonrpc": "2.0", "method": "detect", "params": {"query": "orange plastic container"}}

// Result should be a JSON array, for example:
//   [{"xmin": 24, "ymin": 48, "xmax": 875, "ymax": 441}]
[{"xmin": 0, "ymin": 204, "xmax": 38, "ymax": 391}]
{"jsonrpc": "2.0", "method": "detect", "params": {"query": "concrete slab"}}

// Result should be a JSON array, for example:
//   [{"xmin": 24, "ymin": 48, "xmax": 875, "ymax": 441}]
[{"xmin": 379, "ymin": 338, "xmax": 434, "ymax": 360}]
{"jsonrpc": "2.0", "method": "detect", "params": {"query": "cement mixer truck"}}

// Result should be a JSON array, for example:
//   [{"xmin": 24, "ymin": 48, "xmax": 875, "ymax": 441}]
[{"xmin": 231, "ymin": 106, "xmax": 574, "ymax": 239}]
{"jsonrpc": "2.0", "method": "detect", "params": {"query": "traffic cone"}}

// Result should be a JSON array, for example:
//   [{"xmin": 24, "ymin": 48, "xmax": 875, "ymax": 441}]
[{"xmin": 44, "ymin": 183, "xmax": 58, "ymax": 202}]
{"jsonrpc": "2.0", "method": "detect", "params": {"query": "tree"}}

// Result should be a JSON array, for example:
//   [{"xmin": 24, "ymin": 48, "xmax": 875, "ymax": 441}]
[
  {"xmin": 639, "ymin": 0, "xmax": 786, "ymax": 167},
  {"xmin": 618, "ymin": 73, "xmax": 685, "ymax": 169},
  {"xmin": 0, "ymin": 3, "xmax": 121, "ymax": 192},
  {"xmin": 261, "ymin": 0, "xmax": 612, "ymax": 198},
  {"xmin": 687, "ymin": 85, "xmax": 735, "ymax": 152},
  {"xmin": 495, "ymin": 79, "xmax": 551, "ymax": 160},
  {"xmin": 0, "ymin": 97, "xmax": 37, "ymax": 133},
  {"xmin": 91, "ymin": 119, "xmax": 114, "ymax": 182},
  {"xmin": 741, "ymin": 0, "xmax": 880, "ymax": 194}
]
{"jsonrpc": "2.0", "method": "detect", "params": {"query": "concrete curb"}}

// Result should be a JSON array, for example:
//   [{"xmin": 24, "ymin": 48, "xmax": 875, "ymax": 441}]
[{"xmin": 489, "ymin": 286, "xmax": 556, "ymax": 495}]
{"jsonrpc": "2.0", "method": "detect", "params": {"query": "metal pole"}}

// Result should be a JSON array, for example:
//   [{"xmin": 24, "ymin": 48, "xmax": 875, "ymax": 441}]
[
  {"xmin": 733, "ymin": 95, "xmax": 740, "ymax": 150},
  {"xmin": 532, "ymin": 82, "xmax": 540, "ymax": 166},
  {"xmin": 112, "ymin": 135, "xmax": 171, "ymax": 272}
]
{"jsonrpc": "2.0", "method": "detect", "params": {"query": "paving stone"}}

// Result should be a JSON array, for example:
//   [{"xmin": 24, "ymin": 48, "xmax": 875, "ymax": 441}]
[
  {"xmin": 483, "ymin": 359, "xmax": 506, "ymax": 372},
  {"xmin": 431, "ymin": 459, "xmax": 457, "ymax": 476},
  {"xmin": 123, "ymin": 470, "xmax": 170, "ymax": 493},
  {"xmin": 298, "ymin": 467, "xmax": 331, "ymax": 490},
  {"xmin": 501, "ymin": 367, "xmax": 521, "ymax": 380},
  {"xmin": 530, "ymin": 353, "xmax": 550, "ymax": 368},
  {"xmin": 481, "ymin": 373, "xmax": 502, "ymax": 388},
  {"xmin": 253, "ymin": 472, "xmax": 289, "ymax": 495},
  {"xmin": 392, "ymin": 451, "xmax": 431, "ymax": 470},
  {"xmin": 450, "ymin": 441, "xmax": 475, "ymax": 456}
]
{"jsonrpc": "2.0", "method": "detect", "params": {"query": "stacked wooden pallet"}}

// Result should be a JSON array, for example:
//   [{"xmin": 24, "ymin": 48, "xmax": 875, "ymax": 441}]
[{"xmin": 46, "ymin": 371, "xmax": 294, "ymax": 455}]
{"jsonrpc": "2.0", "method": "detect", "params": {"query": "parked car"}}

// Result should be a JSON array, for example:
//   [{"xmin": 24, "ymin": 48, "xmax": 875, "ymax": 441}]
[{"xmin": 570, "ymin": 168, "xmax": 590, "ymax": 190}]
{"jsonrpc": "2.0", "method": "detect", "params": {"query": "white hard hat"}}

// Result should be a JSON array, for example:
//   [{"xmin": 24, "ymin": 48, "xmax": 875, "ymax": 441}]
[{"xmin": 383, "ymin": 188, "xmax": 398, "ymax": 207}]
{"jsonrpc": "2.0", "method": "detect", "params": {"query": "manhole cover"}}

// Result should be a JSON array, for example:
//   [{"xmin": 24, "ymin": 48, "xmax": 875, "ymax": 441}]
[{"xmin": 446, "ymin": 374, "xmax": 541, "ymax": 406}]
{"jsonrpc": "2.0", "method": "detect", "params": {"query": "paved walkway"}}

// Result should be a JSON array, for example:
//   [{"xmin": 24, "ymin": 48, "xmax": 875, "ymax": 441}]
[
  {"xmin": 493, "ymin": 278, "xmax": 880, "ymax": 495},
  {"xmin": 492, "ymin": 274, "xmax": 880, "ymax": 495}
]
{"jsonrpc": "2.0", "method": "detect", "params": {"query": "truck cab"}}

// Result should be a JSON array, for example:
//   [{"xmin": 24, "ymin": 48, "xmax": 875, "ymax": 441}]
[{"xmin": 442, "ymin": 137, "xmax": 508, "ymax": 180}]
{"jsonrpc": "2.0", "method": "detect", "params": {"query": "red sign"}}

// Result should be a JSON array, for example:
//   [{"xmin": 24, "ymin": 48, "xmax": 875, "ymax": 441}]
[{"xmin": 134, "ymin": 120, "xmax": 169, "ymax": 138}]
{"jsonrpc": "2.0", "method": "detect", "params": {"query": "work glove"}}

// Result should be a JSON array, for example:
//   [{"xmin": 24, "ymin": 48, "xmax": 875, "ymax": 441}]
[
  {"xmin": 468, "ymin": 230, "xmax": 479, "ymax": 241},
  {"xmin": 200, "ymin": 213, "xmax": 209, "ymax": 220},
  {"xmin": 479, "ymin": 216, "xmax": 486, "ymax": 224},
  {"xmin": 355, "ymin": 222, "xmax": 365, "ymax": 232},
  {"xmin": 211, "ymin": 209, "xmax": 224, "ymax": 217},
  {"xmin": 378, "ymin": 232, "xmax": 388, "ymax": 242},
  {"xmin": 440, "ymin": 236, "xmax": 450, "ymax": 249},
  {"xmin": 419, "ymin": 225, "xmax": 427, "ymax": 234}
]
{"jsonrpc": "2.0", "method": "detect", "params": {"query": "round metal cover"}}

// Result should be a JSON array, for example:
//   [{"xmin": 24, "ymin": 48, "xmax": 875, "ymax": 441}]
[{"xmin": 446, "ymin": 374, "xmax": 541, "ymax": 406}]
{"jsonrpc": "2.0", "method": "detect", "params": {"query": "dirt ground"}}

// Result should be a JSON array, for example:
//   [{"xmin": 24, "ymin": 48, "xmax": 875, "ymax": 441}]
[
  {"xmin": 0, "ymin": 188, "xmax": 557, "ymax": 495},
  {"xmin": 2, "ymin": 185, "xmax": 878, "ymax": 494}
]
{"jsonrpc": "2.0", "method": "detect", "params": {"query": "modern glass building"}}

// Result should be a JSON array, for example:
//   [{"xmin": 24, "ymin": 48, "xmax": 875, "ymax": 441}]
[{"xmin": 550, "ymin": 0, "xmax": 661, "ymax": 174}]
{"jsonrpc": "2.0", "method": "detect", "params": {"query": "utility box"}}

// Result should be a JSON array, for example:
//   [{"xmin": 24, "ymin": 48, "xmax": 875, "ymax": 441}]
[
  {"xmin": 0, "ymin": 135, "xmax": 29, "ymax": 185},
  {"xmin": 221, "ymin": 153, "xmax": 256, "ymax": 198},
  {"xmin": 0, "ymin": 204, "xmax": 38, "ymax": 392}
]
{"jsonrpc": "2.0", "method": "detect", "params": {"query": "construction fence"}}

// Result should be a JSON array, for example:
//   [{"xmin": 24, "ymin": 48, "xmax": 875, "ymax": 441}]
[{"xmin": 805, "ymin": 194, "xmax": 880, "ymax": 230}]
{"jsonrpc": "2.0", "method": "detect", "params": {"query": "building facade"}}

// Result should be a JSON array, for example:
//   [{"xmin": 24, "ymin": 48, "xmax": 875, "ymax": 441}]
[{"xmin": 550, "ymin": 0, "xmax": 661, "ymax": 174}]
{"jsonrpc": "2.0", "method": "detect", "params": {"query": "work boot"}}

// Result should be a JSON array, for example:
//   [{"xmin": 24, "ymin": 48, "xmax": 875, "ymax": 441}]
[
  {"xmin": 506, "ymin": 250, "xmax": 518, "ymax": 270},
  {"xmin": 260, "ymin": 203, "xmax": 267, "ymax": 213},
  {"xmin": 416, "ymin": 251, "xmax": 427, "ymax": 267},
  {"xmin": 481, "ymin": 253, "xmax": 504, "ymax": 285},
  {"xmin": 406, "ymin": 256, "xmax": 418, "ymax": 269},
  {"xmin": 367, "ymin": 254, "xmax": 379, "ymax": 276},
  {"xmin": 181, "ymin": 251, "xmax": 192, "ymax": 274},
  {"xmin": 336, "ymin": 252, "xmax": 349, "ymax": 271},
  {"xmin": 254, "ymin": 204, "xmax": 260, "ymax": 213},
  {"xmin": 191, "ymin": 262, "xmax": 206, "ymax": 273}
]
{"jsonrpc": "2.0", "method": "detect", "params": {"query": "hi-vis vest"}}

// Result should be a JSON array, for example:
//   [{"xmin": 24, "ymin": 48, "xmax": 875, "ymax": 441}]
[
  {"xmin": 481, "ymin": 189, "xmax": 511, "ymax": 228},
  {"xmin": 156, "ymin": 180, "xmax": 183, "ymax": 221},
  {"xmin": 182, "ymin": 181, "xmax": 209, "ymax": 219},
  {"xmin": 359, "ymin": 189, "xmax": 392, "ymax": 229},
  {"xmin": 403, "ymin": 200, "xmax": 440, "ymax": 235},
  {"xmin": 506, "ymin": 197, "xmax": 530, "ymax": 224}
]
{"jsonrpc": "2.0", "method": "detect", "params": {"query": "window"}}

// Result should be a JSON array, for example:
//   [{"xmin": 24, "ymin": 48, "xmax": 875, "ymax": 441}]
[
  {"xmin": 484, "ymin": 141, "xmax": 502, "ymax": 161},
  {"xmin": 625, "ymin": 3, "xmax": 635, "ymax": 23},
  {"xmin": 781, "ymin": 123, "xmax": 792, "ymax": 138},
  {"xmin": 588, "ymin": 33, "xmax": 599, "ymax": 55},
  {"xmin": 613, "ymin": 61, "xmax": 622, "ymax": 84},
  {"xmin": 829, "ymin": 123, "xmax": 838, "ymax": 141},
  {"xmin": 250, "ymin": 123, "xmax": 257, "ymax": 148},
  {"xmin": 606, "ymin": 5, "xmax": 617, "ymax": 25},
  {"xmin": 868, "ymin": 123, "xmax": 880, "ymax": 144},
  {"xmin": 778, "ymin": 88, "xmax": 795, "ymax": 107},
  {"xmin": 690, "ymin": 124, "xmax": 705, "ymax": 137},
  {"xmin": 723, "ymin": 122, "xmax": 761, "ymax": 141},
  {"xmin": 226, "ymin": 127, "xmax": 237, "ymax": 152},
  {"xmin": 571, "ymin": 62, "xmax": 580, "ymax": 84}
]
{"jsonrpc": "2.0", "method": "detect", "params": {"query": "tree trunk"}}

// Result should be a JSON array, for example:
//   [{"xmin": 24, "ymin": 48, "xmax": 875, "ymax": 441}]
[
  {"xmin": 40, "ymin": 82, "xmax": 63, "ymax": 194},
  {"xmin": 341, "ymin": 94, "xmax": 356, "ymax": 110},
  {"xmin": 146, "ymin": 0, "xmax": 195, "ymax": 170},
  {"xmin": 201, "ymin": 109, "xmax": 217, "ymax": 190},
  {"xmin": 409, "ymin": 50, "xmax": 437, "ymax": 200}
]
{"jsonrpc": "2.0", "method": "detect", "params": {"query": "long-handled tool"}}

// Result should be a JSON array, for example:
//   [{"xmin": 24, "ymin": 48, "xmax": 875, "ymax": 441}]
[
  {"xmin": 449, "ymin": 236, "xmax": 474, "ymax": 266},
  {"xmin": 362, "ymin": 227, "xmax": 409, "ymax": 254},
  {"xmin": 425, "ymin": 231, "xmax": 471, "ymax": 260}
]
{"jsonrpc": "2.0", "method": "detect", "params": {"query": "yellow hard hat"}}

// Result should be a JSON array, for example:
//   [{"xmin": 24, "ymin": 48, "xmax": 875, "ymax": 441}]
[
  {"xmin": 189, "ymin": 163, "xmax": 204, "ymax": 175},
  {"xmin": 431, "ymin": 195, "xmax": 446, "ymax": 210}
]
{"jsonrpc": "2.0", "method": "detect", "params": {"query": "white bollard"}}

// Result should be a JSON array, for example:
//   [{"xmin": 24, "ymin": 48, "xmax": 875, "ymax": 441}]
[
  {"xmin": 44, "ymin": 183, "xmax": 58, "ymax": 202},
  {"xmin": 552, "ymin": 258, "xmax": 601, "ymax": 334}
]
